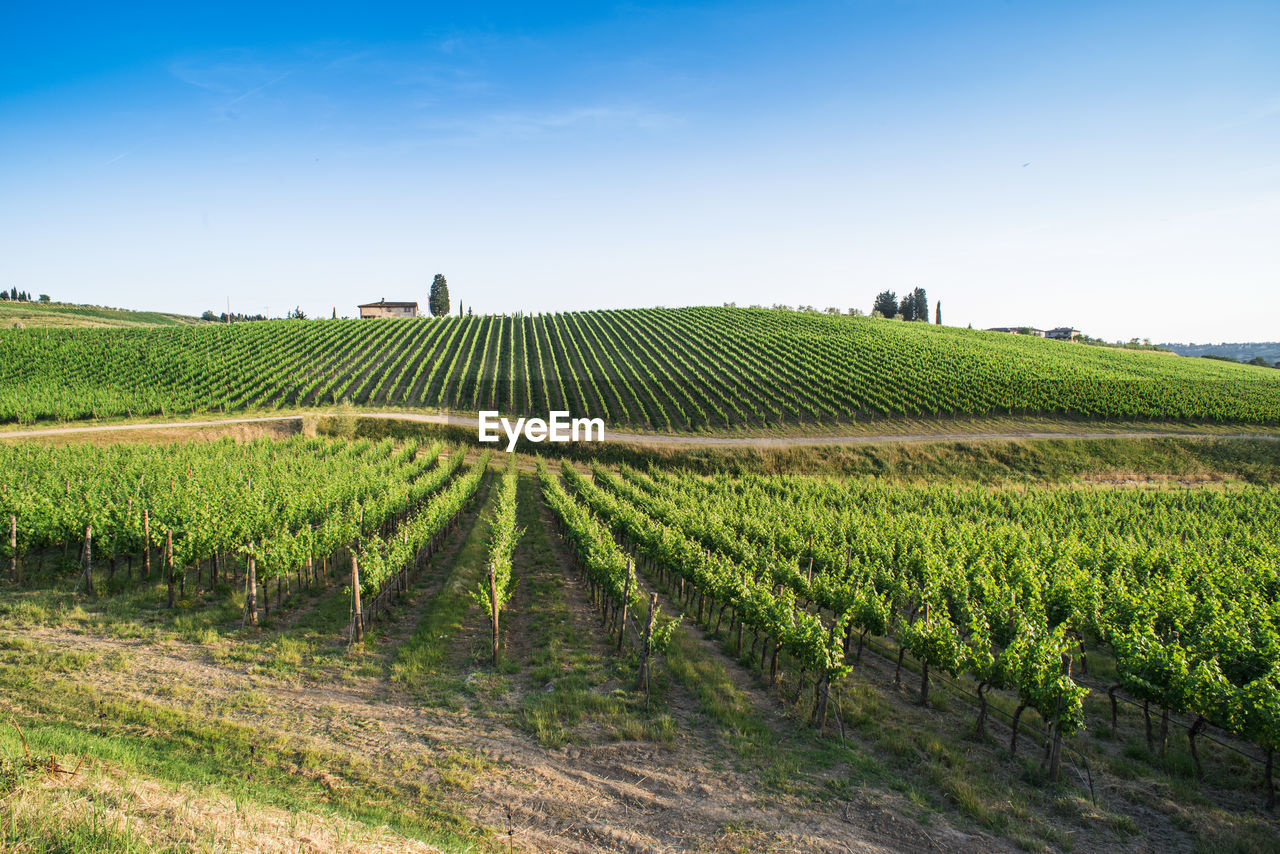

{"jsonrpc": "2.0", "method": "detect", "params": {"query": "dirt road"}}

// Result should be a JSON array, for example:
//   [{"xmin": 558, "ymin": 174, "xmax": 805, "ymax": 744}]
[{"xmin": 1, "ymin": 410, "xmax": 1275, "ymax": 447}]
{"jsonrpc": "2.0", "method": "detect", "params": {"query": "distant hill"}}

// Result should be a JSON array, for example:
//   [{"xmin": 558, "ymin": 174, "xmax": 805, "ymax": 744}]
[
  {"xmin": 0, "ymin": 300, "xmax": 200, "ymax": 329},
  {"xmin": 1, "ymin": 307, "xmax": 1278, "ymax": 427},
  {"xmin": 1161, "ymin": 342, "xmax": 1280, "ymax": 365}
]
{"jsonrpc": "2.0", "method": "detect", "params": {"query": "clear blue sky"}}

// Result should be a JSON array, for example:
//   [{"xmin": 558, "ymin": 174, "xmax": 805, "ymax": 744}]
[{"xmin": 1, "ymin": 1, "xmax": 1276, "ymax": 342}]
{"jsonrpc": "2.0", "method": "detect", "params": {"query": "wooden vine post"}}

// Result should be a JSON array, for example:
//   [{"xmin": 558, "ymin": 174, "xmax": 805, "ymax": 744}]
[
  {"xmin": 82, "ymin": 524, "xmax": 94, "ymax": 597},
  {"xmin": 165, "ymin": 529, "xmax": 175, "ymax": 608},
  {"xmin": 616, "ymin": 561, "xmax": 632, "ymax": 653},
  {"xmin": 1188, "ymin": 716, "xmax": 1208, "ymax": 779},
  {"xmin": 244, "ymin": 547, "xmax": 258, "ymax": 627},
  {"xmin": 9, "ymin": 514, "xmax": 17, "ymax": 584},
  {"xmin": 919, "ymin": 602, "xmax": 930, "ymax": 706},
  {"xmin": 488, "ymin": 565, "xmax": 500, "ymax": 666},
  {"xmin": 142, "ymin": 509, "xmax": 151, "ymax": 579},
  {"xmin": 351, "ymin": 553, "xmax": 364, "ymax": 643},
  {"xmin": 1047, "ymin": 652, "xmax": 1070, "ymax": 783},
  {"xmin": 639, "ymin": 592, "xmax": 658, "ymax": 707}
]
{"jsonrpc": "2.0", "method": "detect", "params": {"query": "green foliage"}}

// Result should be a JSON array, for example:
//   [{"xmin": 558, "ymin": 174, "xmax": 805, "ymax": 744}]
[
  {"xmin": 900, "ymin": 604, "xmax": 965, "ymax": 679},
  {"xmin": 537, "ymin": 460, "xmax": 639, "ymax": 611},
  {"xmin": 581, "ymin": 463, "xmax": 1280, "ymax": 756},
  {"xmin": 565, "ymin": 462, "xmax": 845, "ymax": 678},
  {"xmin": 473, "ymin": 456, "xmax": 522, "ymax": 621},
  {"xmin": 0, "ymin": 307, "xmax": 1278, "ymax": 426},
  {"xmin": 648, "ymin": 612, "xmax": 681, "ymax": 656},
  {"xmin": 428, "ymin": 273, "xmax": 450, "ymax": 317},
  {"xmin": 356, "ymin": 450, "xmax": 488, "ymax": 595},
  {"xmin": 898, "ymin": 287, "xmax": 928, "ymax": 322},
  {"xmin": 0, "ymin": 436, "xmax": 455, "ymax": 591},
  {"xmin": 872, "ymin": 291, "xmax": 898, "ymax": 319}
]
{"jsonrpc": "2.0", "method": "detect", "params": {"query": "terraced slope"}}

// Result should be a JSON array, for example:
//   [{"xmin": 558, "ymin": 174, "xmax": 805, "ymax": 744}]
[{"xmin": 0, "ymin": 307, "xmax": 1277, "ymax": 427}]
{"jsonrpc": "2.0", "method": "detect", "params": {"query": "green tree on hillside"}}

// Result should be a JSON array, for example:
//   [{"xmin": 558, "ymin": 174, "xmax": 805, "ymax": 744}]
[
  {"xmin": 935, "ymin": 300, "xmax": 941, "ymax": 325},
  {"xmin": 872, "ymin": 290, "xmax": 898, "ymax": 318},
  {"xmin": 902, "ymin": 287, "xmax": 928, "ymax": 322},
  {"xmin": 429, "ymin": 274, "xmax": 450, "ymax": 317}
]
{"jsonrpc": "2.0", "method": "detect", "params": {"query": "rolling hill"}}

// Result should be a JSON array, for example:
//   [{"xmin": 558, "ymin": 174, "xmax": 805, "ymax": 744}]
[
  {"xmin": 1, "ymin": 307, "xmax": 1277, "ymax": 427},
  {"xmin": 1161, "ymin": 341, "xmax": 1280, "ymax": 366},
  {"xmin": 0, "ymin": 300, "xmax": 200, "ymax": 329}
]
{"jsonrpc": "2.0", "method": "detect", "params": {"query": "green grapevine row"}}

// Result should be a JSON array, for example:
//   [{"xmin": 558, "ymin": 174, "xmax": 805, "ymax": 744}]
[
  {"xmin": 588, "ymin": 463, "xmax": 1280, "ymax": 795},
  {"xmin": 353, "ymin": 452, "xmax": 491, "ymax": 635},
  {"xmin": 473, "ymin": 456, "xmax": 522, "ymax": 664},
  {"xmin": 2, "ymin": 308, "xmax": 1277, "ymax": 427}
]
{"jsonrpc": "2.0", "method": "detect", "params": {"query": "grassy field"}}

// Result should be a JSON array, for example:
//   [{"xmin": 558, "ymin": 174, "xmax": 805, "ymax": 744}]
[
  {"xmin": 2, "ymin": 438, "xmax": 1278, "ymax": 853},
  {"xmin": 0, "ymin": 300, "xmax": 200, "ymax": 329}
]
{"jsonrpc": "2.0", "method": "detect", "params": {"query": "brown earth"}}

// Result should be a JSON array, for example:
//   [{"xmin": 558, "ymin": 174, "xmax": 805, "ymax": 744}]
[{"xmin": 2, "ymin": 410, "xmax": 1276, "ymax": 448}]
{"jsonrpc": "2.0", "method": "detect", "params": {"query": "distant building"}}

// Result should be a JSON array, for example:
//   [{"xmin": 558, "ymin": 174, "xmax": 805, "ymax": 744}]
[
  {"xmin": 986, "ymin": 327, "xmax": 1046, "ymax": 338},
  {"xmin": 358, "ymin": 299, "xmax": 418, "ymax": 319},
  {"xmin": 1046, "ymin": 327, "xmax": 1081, "ymax": 341}
]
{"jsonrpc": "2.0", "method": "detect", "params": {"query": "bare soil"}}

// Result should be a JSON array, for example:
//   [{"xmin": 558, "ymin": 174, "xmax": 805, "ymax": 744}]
[
  {"xmin": 2, "ymin": 410, "xmax": 1276, "ymax": 448},
  {"xmin": 12, "ymin": 618, "xmax": 958, "ymax": 854}
]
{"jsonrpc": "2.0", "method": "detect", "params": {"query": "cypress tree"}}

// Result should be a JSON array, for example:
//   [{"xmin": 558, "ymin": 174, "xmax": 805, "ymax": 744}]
[
  {"xmin": 910, "ymin": 287, "xmax": 928, "ymax": 321},
  {"xmin": 935, "ymin": 300, "xmax": 942, "ymax": 325},
  {"xmin": 428, "ymin": 273, "xmax": 450, "ymax": 317}
]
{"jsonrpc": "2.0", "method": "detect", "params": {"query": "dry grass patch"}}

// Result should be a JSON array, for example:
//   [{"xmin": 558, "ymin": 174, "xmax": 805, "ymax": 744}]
[{"xmin": 1, "ymin": 759, "xmax": 445, "ymax": 854}]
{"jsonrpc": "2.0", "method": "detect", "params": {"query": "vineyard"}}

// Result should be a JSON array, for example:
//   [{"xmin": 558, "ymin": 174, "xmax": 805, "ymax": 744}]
[
  {"xmin": 0, "ymin": 436, "xmax": 488, "ymax": 631},
  {"xmin": 3, "ymin": 433, "xmax": 1280, "ymax": 852},
  {"xmin": 2, "ymin": 307, "xmax": 1279, "ymax": 427},
  {"xmin": 543, "ymin": 460, "xmax": 1280, "ymax": 804}
]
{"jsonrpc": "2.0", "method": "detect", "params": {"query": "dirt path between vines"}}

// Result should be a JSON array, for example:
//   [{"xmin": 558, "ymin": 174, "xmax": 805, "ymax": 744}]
[
  {"xmin": 3, "ymin": 411, "xmax": 1276, "ymax": 448},
  {"xmin": 4, "ymin": 481, "xmax": 1003, "ymax": 854},
  {"xmin": 12, "ymin": 620, "xmax": 958, "ymax": 853}
]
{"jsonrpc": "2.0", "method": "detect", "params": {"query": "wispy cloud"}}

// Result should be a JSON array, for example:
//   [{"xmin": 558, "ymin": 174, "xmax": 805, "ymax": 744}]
[
  {"xmin": 103, "ymin": 150, "xmax": 132, "ymax": 166},
  {"xmin": 223, "ymin": 70, "xmax": 294, "ymax": 109},
  {"xmin": 169, "ymin": 51, "xmax": 278, "ymax": 96},
  {"xmin": 426, "ymin": 105, "xmax": 680, "ymax": 143},
  {"xmin": 165, "ymin": 41, "xmax": 678, "ymax": 141},
  {"xmin": 169, "ymin": 51, "xmax": 297, "ymax": 119}
]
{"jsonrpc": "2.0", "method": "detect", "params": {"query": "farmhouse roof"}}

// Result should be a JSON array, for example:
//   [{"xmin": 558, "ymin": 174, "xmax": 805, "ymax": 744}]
[{"xmin": 358, "ymin": 299, "xmax": 419, "ymax": 308}]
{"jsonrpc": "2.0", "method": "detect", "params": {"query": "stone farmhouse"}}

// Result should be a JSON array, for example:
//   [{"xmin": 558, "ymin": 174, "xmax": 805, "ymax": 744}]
[{"xmin": 359, "ymin": 299, "xmax": 418, "ymax": 319}]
